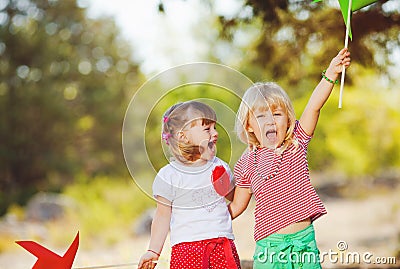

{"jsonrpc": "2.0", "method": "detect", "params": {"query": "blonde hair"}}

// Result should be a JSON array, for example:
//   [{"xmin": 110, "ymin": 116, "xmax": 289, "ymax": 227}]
[
  {"xmin": 235, "ymin": 82, "xmax": 298, "ymax": 154},
  {"xmin": 162, "ymin": 101, "xmax": 217, "ymax": 163}
]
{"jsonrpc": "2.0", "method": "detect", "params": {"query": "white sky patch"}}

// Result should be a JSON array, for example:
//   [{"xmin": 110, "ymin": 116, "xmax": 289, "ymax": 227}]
[{"xmin": 86, "ymin": 0, "xmax": 210, "ymax": 75}]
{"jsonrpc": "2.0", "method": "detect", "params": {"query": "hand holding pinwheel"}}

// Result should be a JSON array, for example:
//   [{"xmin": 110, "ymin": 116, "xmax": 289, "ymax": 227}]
[{"xmin": 324, "ymin": 48, "xmax": 351, "ymax": 79}]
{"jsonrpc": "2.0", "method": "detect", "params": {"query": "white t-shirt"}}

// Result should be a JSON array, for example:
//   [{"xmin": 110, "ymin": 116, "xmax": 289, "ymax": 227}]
[{"xmin": 152, "ymin": 157, "xmax": 235, "ymax": 246}]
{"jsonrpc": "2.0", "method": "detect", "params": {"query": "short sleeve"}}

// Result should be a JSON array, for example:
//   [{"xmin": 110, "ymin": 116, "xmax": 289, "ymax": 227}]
[
  {"xmin": 152, "ymin": 168, "xmax": 174, "ymax": 202},
  {"xmin": 234, "ymin": 156, "xmax": 251, "ymax": 188},
  {"xmin": 294, "ymin": 120, "xmax": 312, "ymax": 147}
]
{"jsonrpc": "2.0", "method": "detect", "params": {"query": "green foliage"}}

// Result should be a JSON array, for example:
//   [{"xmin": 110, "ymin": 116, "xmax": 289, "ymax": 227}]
[
  {"xmin": 212, "ymin": 0, "xmax": 400, "ymax": 96},
  {"xmin": 63, "ymin": 175, "xmax": 154, "ymax": 244},
  {"xmin": 293, "ymin": 66, "xmax": 400, "ymax": 176},
  {"xmin": 0, "ymin": 0, "xmax": 142, "ymax": 215}
]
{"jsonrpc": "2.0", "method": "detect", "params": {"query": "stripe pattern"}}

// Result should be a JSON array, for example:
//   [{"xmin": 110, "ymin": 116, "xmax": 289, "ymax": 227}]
[{"xmin": 234, "ymin": 121, "xmax": 327, "ymax": 241}]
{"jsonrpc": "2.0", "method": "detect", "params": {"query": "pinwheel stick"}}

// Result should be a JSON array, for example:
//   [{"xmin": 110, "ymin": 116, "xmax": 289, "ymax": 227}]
[
  {"xmin": 73, "ymin": 261, "xmax": 159, "ymax": 269},
  {"xmin": 339, "ymin": 0, "xmax": 352, "ymax": 108}
]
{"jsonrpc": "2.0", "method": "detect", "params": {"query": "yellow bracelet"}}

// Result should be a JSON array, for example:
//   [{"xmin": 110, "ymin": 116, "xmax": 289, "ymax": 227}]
[{"xmin": 322, "ymin": 70, "xmax": 338, "ymax": 84}]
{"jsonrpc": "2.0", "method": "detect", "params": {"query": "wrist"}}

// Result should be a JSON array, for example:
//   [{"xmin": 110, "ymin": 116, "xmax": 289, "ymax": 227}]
[
  {"xmin": 147, "ymin": 249, "xmax": 161, "ymax": 257},
  {"xmin": 321, "ymin": 69, "xmax": 338, "ymax": 85},
  {"xmin": 324, "ymin": 68, "xmax": 338, "ymax": 80}
]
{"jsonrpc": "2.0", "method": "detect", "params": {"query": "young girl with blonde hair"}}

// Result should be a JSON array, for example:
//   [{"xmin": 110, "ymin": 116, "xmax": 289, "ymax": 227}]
[
  {"xmin": 138, "ymin": 100, "xmax": 241, "ymax": 269},
  {"xmin": 229, "ymin": 48, "xmax": 351, "ymax": 269}
]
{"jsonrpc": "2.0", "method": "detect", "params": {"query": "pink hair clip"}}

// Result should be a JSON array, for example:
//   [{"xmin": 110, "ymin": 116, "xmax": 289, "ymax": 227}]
[
  {"xmin": 162, "ymin": 133, "xmax": 172, "ymax": 145},
  {"xmin": 163, "ymin": 116, "xmax": 169, "ymax": 123}
]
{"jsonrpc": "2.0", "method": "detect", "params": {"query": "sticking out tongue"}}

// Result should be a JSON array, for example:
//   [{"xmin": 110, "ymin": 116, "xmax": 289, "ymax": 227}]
[{"xmin": 266, "ymin": 131, "xmax": 277, "ymax": 142}]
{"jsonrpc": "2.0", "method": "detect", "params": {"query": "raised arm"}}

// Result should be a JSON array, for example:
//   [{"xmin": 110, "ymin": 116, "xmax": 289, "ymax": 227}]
[
  {"xmin": 138, "ymin": 196, "xmax": 171, "ymax": 269},
  {"xmin": 300, "ymin": 48, "xmax": 351, "ymax": 136}
]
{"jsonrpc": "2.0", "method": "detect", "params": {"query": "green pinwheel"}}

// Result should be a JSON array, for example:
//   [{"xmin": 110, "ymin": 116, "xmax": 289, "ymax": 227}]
[{"xmin": 314, "ymin": 0, "xmax": 379, "ymax": 108}]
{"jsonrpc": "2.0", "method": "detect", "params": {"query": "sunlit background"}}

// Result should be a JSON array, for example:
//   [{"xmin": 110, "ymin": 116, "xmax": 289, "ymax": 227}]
[{"xmin": 0, "ymin": 0, "xmax": 399, "ymax": 268}]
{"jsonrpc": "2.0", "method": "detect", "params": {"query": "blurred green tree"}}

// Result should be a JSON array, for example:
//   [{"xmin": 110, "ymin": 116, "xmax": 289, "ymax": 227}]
[
  {"xmin": 211, "ymin": 0, "xmax": 399, "ymax": 95},
  {"xmin": 0, "ymin": 0, "xmax": 141, "ymax": 215}
]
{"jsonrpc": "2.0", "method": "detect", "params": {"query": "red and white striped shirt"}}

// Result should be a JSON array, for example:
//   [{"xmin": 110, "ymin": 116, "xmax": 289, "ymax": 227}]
[{"xmin": 234, "ymin": 121, "xmax": 327, "ymax": 242}]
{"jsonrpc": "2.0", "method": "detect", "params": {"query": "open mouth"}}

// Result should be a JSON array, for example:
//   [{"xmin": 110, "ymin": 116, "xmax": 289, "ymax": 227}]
[
  {"xmin": 208, "ymin": 139, "xmax": 217, "ymax": 150},
  {"xmin": 265, "ymin": 129, "xmax": 277, "ymax": 141}
]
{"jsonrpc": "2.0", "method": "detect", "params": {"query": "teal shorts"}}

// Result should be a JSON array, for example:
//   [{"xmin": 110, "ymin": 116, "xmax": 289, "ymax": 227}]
[{"xmin": 253, "ymin": 224, "xmax": 321, "ymax": 269}]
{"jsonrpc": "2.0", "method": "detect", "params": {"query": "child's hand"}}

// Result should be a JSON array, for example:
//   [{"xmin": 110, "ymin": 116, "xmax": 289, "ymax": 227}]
[
  {"xmin": 137, "ymin": 251, "xmax": 159, "ymax": 269},
  {"xmin": 325, "ymin": 48, "xmax": 351, "ymax": 79}
]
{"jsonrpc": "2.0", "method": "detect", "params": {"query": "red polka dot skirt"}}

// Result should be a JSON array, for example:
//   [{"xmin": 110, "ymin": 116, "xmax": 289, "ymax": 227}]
[{"xmin": 170, "ymin": 237, "xmax": 241, "ymax": 269}]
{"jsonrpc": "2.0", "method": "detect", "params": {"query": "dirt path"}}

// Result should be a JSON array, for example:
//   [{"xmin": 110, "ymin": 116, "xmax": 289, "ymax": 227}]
[{"xmin": 1, "ymin": 190, "xmax": 399, "ymax": 269}]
